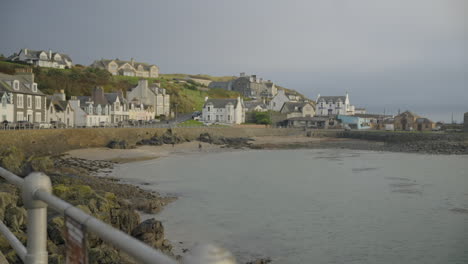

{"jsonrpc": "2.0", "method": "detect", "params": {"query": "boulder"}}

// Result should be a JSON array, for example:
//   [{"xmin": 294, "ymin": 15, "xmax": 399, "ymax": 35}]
[
  {"xmin": 131, "ymin": 218, "xmax": 172, "ymax": 253},
  {"xmin": 106, "ymin": 140, "xmax": 129, "ymax": 149}
]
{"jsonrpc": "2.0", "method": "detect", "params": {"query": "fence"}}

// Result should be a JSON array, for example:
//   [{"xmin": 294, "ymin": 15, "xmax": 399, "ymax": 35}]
[{"xmin": 0, "ymin": 167, "xmax": 235, "ymax": 264}]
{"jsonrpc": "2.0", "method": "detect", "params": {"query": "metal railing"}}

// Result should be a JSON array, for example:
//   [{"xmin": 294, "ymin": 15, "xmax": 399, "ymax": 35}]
[{"xmin": 0, "ymin": 167, "xmax": 235, "ymax": 264}]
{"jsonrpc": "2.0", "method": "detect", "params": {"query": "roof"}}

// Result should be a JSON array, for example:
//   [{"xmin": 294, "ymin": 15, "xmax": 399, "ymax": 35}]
[
  {"xmin": 204, "ymin": 98, "xmax": 242, "ymax": 108},
  {"xmin": 11, "ymin": 49, "xmax": 72, "ymax": 65},
  {"xmin": 91, "ymin": 59, "xmax": 158, "ymax": 71},
  {"xmin": 244, "ymin": 101, "xmax": 267, "ymax": 110},
  {"xmin": 353, "ymin": 114, "xmax": 392, "ymax": 118},
  {"xmin": 318, "ymin": 96, "xmax": 346, "ymax": 103},
  {"xmin": 280, "ymin": 102, "xmax": 313, "ymax": 113},
  {"xmin": 416, "ymin": 118, "xmax": 433, "ymax": 124},
  {"xmin": 0, "ymin": 72, "xmax": 45, "ymax": 96}
]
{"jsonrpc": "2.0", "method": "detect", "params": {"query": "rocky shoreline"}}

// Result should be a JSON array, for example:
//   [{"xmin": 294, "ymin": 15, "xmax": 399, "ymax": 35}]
[{"xmin": 0, "ymin": 129, "xmax": 466, "ymax": 263}]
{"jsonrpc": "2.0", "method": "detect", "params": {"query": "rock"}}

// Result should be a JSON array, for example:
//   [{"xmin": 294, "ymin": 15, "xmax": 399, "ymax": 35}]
[
  {"xmin": 88, "ymin": 245, "xmax": 121, "ymax": 264},
  {"xmin": 107, "ymin": 140, "xmax": 129, "ymax": 149},
  {"xmin": 0, "ymin": 147, "xmax": 25, "ymax": 175},
  {"xmin": 131, "ymin": 218, "xmax": 172, "ymax": 252},
  {"xmin": 4, "ymin": 205, "xmax": 26, "ymax": 233},
  {"xmin": 0, "ymin": 192, "xmax": 18, "ymax": 221}
]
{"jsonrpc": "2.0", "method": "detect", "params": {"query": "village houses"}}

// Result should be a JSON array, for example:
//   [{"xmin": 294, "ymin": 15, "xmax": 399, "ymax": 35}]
[
  {"xmin": 209, "ymin": 73, "xmax": 278, "ymax": 100},
  {"xmin": 46, "ymin": 90, "xmax": 75, "ymax": 127},
  {"xmin": 90, "ymin": 58, "xmax": 159, "ymax": 78},
  {"xmin": 8, "ymin": 48, "xmax": 73, "ymax": 69},
  {"xmin": 201, "ymin": 97, "xmax": 245, "ymax": 125},
  {"xmin": 0, "ymin": 69, "xmax": 47, "ymax": 123},
  {"xmin": 126, "ymin": 79, "xmax": 170, "ymax": 117},
  {"xmin": 393, "ymin": 111, "xmax": 435, "ymax": 131},
  {"xmin": 280, "ymin": 102, "xmax": 315, "ymax": 119},
  {"xmin": 128, "ymin": 99, "xmax": 155, "ymax": 121},
  {"xmin": 269, "ymin": 90, "xmax": 292, "ymax": 111}
]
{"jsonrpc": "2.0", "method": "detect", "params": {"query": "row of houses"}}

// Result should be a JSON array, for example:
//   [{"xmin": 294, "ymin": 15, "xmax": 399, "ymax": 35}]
[
  {"xmin": 0, "ymin": 70, "xmax": 170, "ymax": 127},
  {"xmin": 7, "ymin": 48, "xmax": 160, "ymax": 78}
]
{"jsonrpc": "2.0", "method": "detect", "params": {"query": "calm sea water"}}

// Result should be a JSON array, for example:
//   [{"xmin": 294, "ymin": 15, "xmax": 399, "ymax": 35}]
[{"xmin": 113, "ymin": 149, "xmax": 468, "ymax": 263}]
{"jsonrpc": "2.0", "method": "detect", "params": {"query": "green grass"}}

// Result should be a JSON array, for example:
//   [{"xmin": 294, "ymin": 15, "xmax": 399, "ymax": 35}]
[{"xmin": 161, "ymin": 73, "xmax": 235, "ymax": 82}]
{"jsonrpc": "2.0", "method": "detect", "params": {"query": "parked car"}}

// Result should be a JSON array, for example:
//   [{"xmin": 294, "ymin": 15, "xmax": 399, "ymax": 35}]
[
  {"xmin": 50, "ymin": 121, "xmax": 66, "ymax": 129},
  {"xmin": 16, "ymin": 121, "xmax": 34, "ymax": 129},
  {"xmin": 37, "ymin": 123, "xmax": 52, "ymax": 129}
]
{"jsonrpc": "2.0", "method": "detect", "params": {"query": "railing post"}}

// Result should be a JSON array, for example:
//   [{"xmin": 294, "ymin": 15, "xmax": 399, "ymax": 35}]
[{"xmin": 22, "ymin": 172, "xmax": 52, "ymax": 264}]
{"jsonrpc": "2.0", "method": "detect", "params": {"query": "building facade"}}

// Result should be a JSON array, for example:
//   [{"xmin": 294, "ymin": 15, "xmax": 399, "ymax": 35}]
[
  {"xmin": 279, "ymin": 102, "xmax": 315, "ymax": 119},
  {"xmin": 209, "ymin": 73, "xmax": 277, "ymax": 100},
  {"xmin": 128, "ymin": 100, "xmax": 155, "ymax": 121},
  {"xmin": 126, "ymin": 79, "xmax": 170, "ymax": 117},
  {"xmin": 46, "ymin": 90, "xmax": 75, "ymax": 127},
  {"xmin": 316, "ymin": 93, "xmax": 355, "ymax": 116},
  {"xmin": 0, "ymin": 92, "xmax": 14, "ymax": 122},
  {"xmin": 69, "ymin": 96, "xmax": 111, "ymax": 127},
  {"xmin": 90, "ymin": 58, "xmax": 159, "ymax": 78},
  {"xmin": 8, "ymin": 49, "xmax": 73, "ymax": 69},
  {"xmin": 269, "ymin": 90, "xmax": 291, "ymax": 111},
  {"xmin": 202, "ymin": 97, "xmax": 245, "ymax": 124},
  {"xmin": 0, "ymin": 70, "xmax": 47, "ymax": 123},
  {"xmin": 393, "ymin": 111, "xmax": 434, "ymax": 131}
]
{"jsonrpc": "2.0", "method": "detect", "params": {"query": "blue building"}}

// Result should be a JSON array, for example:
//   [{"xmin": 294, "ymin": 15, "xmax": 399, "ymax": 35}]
[{"xmin": 337, "ymin": 115, "xmax": 371, "ymax": 130}]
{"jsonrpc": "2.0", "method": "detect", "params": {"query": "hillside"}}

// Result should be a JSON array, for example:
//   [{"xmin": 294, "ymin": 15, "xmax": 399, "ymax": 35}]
[
  {"xmin": 0, "ymin": 61, "xmax": 240, "ymax": 113},
  {"xmin": 0, "ymin": 61, "xmax": 309, "ymax": 112}
]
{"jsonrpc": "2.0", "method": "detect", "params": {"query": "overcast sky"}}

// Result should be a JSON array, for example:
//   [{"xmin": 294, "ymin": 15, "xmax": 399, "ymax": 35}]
[{"xmin": 1, "ymin": 0, "xmax": 467, "ymax": 121}]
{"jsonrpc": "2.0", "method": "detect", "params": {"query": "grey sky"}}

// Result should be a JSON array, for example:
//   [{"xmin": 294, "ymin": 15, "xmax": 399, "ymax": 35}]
[{"xmin": 1, "ymin": 0, "xmax": 467, "ymax": 121}]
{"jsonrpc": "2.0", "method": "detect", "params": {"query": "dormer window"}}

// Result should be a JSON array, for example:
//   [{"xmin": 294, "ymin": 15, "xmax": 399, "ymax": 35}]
[
  {"xmin": 13, "ymin": 80, "xmax": 19, "ymax": 91},
  {"xmin": 32, "ymin": 83, "xmax": 38, "ymax": 92}
]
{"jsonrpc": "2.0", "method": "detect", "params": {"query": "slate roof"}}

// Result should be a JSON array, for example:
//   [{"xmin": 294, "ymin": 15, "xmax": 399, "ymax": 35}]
[
  {"xmin": 46, "ymin": 97, "xmax": 69, "ymax": 112},
  {"xmin": 91, "ymin": 59, "xmax": 158, "ymax": 71},
  {"xmin": 244, "ymin": 101, "xmax": 267, "ymax": 111},
  {"xmin": 280, "ymin": 102, "xmax": 313, "ymax": 113},
  {"xmin": 317, "ymin": 96, "xmax": 346, "ymax": 103},
  {"xmin": 0, "ymin": 72, "xmax": 45, "ymax": 96},
  {"xmin": 9, "ymin": 49, "xmax": 72, "ymax": 65},
  {"xmin": 286, "ymin": 116, "xmax": 328, "ymax": 121},
  {"xmin": 416, "ymin": 118, "xmax": 433, "ymax": 124},
  {"xmin": 204, "ymin": 98, "xmax": 242, "ymax": 108}
]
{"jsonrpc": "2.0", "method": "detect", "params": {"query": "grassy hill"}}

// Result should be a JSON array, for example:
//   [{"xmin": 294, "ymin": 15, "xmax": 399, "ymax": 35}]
[{"xmin": 0, "ymin": 61, "xmax": 308, "ymax": 112}]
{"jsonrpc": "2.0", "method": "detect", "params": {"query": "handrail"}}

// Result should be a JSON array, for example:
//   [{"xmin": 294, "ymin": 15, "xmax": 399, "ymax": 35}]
[{"xmin": 0, "ymin": 168, "xmax": 236, "ymax": 264}]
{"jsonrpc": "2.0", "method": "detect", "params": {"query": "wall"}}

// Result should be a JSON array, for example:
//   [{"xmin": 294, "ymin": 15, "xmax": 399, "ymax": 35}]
[{"xmin": 0, "ymin": 127, "xmax": 304, "ymax": 156}]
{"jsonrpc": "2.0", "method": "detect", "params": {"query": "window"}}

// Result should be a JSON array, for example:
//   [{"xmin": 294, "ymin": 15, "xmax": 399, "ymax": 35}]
[
  {"xmin": 207, "ymin": 115, "xmax": 210, "ymax": 120},
  {"xmin": 228, "ymin": 115, "xmax": 231, "ymax": 121},
  {"xmin": 17, "ymin": 95, "xmax": 24, "ymax": 108},
  {"xmin": 27, "ymin": 96, "xmax": 32, "ymax": 108},
  {"xmin": 2, "ymin": 115, "xmax": 6, "ymax": 121},
  {"xmin": 208, "ymin": 106, "xmax": 211, "ymax": 111},
  {"xmin": 1, "ymin": 96, "xmax": 6, "ymax": 108},
  {"xmin": 35, "ymin": 97, "xmax": 41, "ymax": 109},
  {"xmin": 16, "ymin": 112, "xmax": 23, "ymax": 121},
  {"xmin": 35, "ymin": 113, "xmax": 41, "ymax": 123},
  {"xmin": 13, "ymin": 80, "xmax": 19, "ymax": 91},
  {"xmin": 32, "ymin": 84, "xmax": 37, "ymax": 92}
]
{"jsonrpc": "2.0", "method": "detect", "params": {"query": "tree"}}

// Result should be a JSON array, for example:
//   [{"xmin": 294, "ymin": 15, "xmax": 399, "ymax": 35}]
[{"xmin": 254, "ymin": 111, "xmax": 272, "ymax": 125}]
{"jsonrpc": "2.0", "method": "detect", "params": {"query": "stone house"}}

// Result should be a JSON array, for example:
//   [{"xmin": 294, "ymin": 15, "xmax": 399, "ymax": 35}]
[
  {"xmin": 209, "ymin": 73, "xmax": 277, "ymax": 100},
  {"xmin": 0, "ymin": 91, "xmax": 14, "ymax": 122},
  {"xmin": 244, "ymin": 101, "xmax": 268, "ymax": 112},
  {"xmin": 126, "ymin": 79, "xmax": 170, "ymax": 117},
  {"xmin": 393, "ymin": 111, "xmax": 434, "ymax": 131},
  {"xmin": 90, "ymin": 58, "xmax": 159, "ymax": 78},
  {"xmin": 69, "ymin": 96, "xmax": 111, "ymax": 127},
  {"xmin": 128, "ymin": 99, "xmax": 155, "ymax": 121},
  {"xmin": 201, "ymin": 97, "xmax": 245, "ymax": 124},
  {"xmin": 102, "ymin": 89, "xmax": 129, "ymax": 123},
  {"xmin": 279, "ymin": 102, "xmax": 315, "ymax": 119},
  {"xmin": 316, "ymin": 93, "xmax": 355, "ymax": 116},
  {"xmin": 46, "ymin": 90, "xmax": 75, "ymax": 127},
  {"xmin": 0, "ymin": 69, "xmax": 47, "ymax": 123},
  {"xmin": 269, "ymin": 90, "xmax": 290, "ymax": 111},
  {"xmin": 8, "ymin": 48, "xmax": 73, "ymax": 69}
]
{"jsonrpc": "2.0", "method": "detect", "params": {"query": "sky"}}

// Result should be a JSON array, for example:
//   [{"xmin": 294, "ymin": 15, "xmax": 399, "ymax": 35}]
[{"xmin": 1, "ymin": 0, "xmax": 467, "ymax": 122}]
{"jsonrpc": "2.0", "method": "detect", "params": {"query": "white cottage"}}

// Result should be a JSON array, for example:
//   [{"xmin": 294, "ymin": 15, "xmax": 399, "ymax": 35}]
[
  {"xmin": 0, "ymin": 92, "xmax": 14, "ymax": 122},
  {"xmin": 46, "ymin": 90, "xmax": 75, "ymax": 127},
  {"xmin": 316, "ymin": 93, "xmax": 355, "ymax": 116},
  {"xmin": 202, "ymin": 97, "xmax": 245, "ymax": 125},
  {"xmin": 69, "ymin": 96, "xmax": 111, "ymax": 127},
  {"xmin": 8, "ymin": 49, "xmax": 73, "ymax": 69}
]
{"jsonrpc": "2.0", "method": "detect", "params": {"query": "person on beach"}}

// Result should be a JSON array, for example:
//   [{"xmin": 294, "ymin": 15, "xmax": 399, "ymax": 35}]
[
  {"xmin": 172, "ymin": 142, "xmax": 175, "ymax": 148},
  {"xmin": 199, "ymin": 143, "xmax": 202, "ymax": 151}
]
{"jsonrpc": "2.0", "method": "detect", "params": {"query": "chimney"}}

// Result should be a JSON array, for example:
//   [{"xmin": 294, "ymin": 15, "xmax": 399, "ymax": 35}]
[
  {"xmin": 54, "ymin": 89, "xmax": 66, "ymax": 101},
  {"xmin": 24, "ymin": 48, "xmax": 28, "ymax": 55},
  {"xmin": 49, "ymin": 50, "xmax": 52, "ymax": 59},
  {"xmin": 15, "ymin": 68, "xmax": 34, "ymax": 83},
  {"xmin": 138, "ymin": 79, "xmax": 148, "ymax": 98},
  {"xmin": 252, "ymin": 75, "xmax": 257, "ymax": 81},
  {"xmin": 240, "ymin": 72, "xmax": 245, "ymax": 77},
  {"xmin": 131, "ymin": 58, "xmax": 135, "ymax": 66},
  {"xmin": 205, "ymin": 96, "xmax": 209, "ymax": 102}
]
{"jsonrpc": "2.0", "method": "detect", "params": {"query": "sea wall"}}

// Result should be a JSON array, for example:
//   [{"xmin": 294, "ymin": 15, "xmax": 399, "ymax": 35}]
[
  {"xmin": 336, "ymin": 130, "xmax": 467, "ymax": 143},
  {"xmin": 0, "ymin": 127, "xmax": 304, "ymax": 156}
]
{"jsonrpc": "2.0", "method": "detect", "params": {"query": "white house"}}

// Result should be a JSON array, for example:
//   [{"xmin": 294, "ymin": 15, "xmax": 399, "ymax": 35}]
[
  {"xmin": 128, "ymin": 99, "xmax": 155, "ymax": 121},
  {"xmin": 8, "ymin": 49, "xmax": 73, "ymax": 69},
  {"xmin": 269, "ymin": 90, "xmax": 290, "ymax": 111},
  {"xmin": 46, "ymin": 90, "xmax": 75, "ymax": 127},
  {"xmin": 0, "ymin": 92, "xmax": 14, "ymax": 122},
  {"xmin": 127, "ymin": 79, "xmax": 170, "ymax": 117},
  {"xmin": 69, "ymin": 96, "xmax": 111, "ymax": 127},
  {"xmin": 104, "ymin": 90, "xmax": 129, "ymax": 123},
  {"xmin": 202, "ymin": 97, "xmax": 245, "ymax": 125},
  {"xmin": 316, "ymin": 93, "xmax": 355, "ymax": 116}
]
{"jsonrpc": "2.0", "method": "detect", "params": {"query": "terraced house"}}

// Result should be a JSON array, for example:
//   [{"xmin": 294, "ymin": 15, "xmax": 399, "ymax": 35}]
[
  {"xmin": 46, "ymin": 90, "xmax": 75, "ymax": 127},
  {"xmin": 8, "ymin": 48, "xmax": 73, "ymax": 69},
  {"xmin": 0, "ymin": 69, "xmax": 46, "ymax": 122},
  {"xmin": 90, "ymin": 58, "xmax": 159, "ymax": 78}
]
